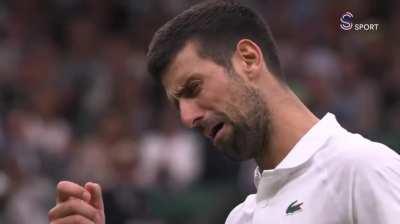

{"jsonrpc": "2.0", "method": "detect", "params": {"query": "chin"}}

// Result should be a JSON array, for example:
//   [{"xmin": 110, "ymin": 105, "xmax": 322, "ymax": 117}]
[{"xmin": 221, "ymin": 129, "xmax": 262, "ymax": 162}]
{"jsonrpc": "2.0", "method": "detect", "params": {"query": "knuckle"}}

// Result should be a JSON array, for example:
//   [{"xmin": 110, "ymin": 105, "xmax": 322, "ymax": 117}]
[
  {"xmin": 64, "ymin": 200, "xmax": 77, "ymax": 212},
  {"xmin": 56, "ymin": 181, "xmax": 67, "ymax": 190},
  {"xmin": 86, "ymin": 205, "xmax": 97, "ymax": 220},
  {"xmin": 48, "ymin": 205, "xmax": 59, "ymax": 220},
  {"xmin": 48, "ymin": 209, "xmax": 54, "ymax": 220},
  {"xmin": 94, "ymin": 212, "xmax": 102, "ymax": 222},
  {"xmin": 71, "ymin": 215, "xmax": 80, "ymax": 223},
  {"xmin": 71, "ymin": 215, "xmax": 86, "ymax": 223}
]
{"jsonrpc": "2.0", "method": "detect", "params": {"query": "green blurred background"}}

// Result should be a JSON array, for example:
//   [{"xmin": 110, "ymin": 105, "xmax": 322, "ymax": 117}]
[{"xmin": 0, "ymin": 0, "xmax": 398, "ymax": 223}]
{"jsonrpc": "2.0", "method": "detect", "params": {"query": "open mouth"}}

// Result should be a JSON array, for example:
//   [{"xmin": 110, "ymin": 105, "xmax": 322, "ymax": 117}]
[{"xmin": 209, "ymin": 122, "xmax": 224, "ymax": 140}]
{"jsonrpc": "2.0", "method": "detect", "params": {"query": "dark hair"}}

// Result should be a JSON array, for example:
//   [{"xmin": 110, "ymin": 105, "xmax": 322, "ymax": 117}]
[{"xmin": 147, "ymin": 0, "xmax": 283, "ymax": 82}]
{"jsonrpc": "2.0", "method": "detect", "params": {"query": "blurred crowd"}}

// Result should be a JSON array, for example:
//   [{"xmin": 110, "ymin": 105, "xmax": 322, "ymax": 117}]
[{"xmin": 0, "ymin": 0, "xmax": 398, "ymax": 223}]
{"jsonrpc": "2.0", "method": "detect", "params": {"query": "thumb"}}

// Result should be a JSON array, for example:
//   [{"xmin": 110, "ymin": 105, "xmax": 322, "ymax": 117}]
[{"xmin": 84, "ymin": 182, "xmax": 104, "ymax": 210}]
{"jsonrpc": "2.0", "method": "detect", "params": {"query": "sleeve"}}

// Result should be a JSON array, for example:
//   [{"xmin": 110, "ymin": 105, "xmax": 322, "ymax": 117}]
[{"xmin": 351, "ymin": 144, "xmax": 400, "ymax": 224}]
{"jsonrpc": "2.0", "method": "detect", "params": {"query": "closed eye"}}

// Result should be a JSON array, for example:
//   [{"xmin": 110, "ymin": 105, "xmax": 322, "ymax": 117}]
[
  {"xmin": 184, "ymin": 80, "xmax": 202, "ymax": 97},
  {"xmin": 177, "ymin": 79, "xmax": 202, "ymax": 98},
  {"xmin": 170, "ymin": 78, "xmax": 203, "ymax": 111}
]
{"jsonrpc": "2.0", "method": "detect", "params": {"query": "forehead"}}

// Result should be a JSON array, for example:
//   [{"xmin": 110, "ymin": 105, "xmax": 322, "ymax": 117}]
[
  {"xmin": 162, "ymin": 41, "xmax": 201, "ymax": 88},
  {"xmin": 162, "ymin": 41, "xmax": 223, "ymax": 91}
]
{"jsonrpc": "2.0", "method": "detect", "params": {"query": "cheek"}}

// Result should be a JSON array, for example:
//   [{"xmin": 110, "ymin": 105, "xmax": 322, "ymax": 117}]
[
  {"xmin": 198, "ymin": 84, "xmax": 230, "ymax": 111},
  {"xmin": 198, "ymin": 76, "xmax": 247, "ymax": 122},
  {"xmin": 224, "ymin": 89, "xmax": 250, "ymax": 121},
  {"xmin": 200, "ymin": 73, "xmax": 232, "ymax": 105},
  {"xmin": 204, "ymin": 91, "xmax": 241, "ymax": 121}
]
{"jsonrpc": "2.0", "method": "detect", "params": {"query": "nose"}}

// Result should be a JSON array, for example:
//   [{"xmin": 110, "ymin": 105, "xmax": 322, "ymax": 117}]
[{"xmin": 179, "ymin": 99, "xmax": 204, "ymax": 128}]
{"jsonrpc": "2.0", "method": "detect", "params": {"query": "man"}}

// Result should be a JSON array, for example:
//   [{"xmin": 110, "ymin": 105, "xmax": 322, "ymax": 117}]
[{"xmin": 48, "ymin": 1, "xmax": 400, "ymax": 224}]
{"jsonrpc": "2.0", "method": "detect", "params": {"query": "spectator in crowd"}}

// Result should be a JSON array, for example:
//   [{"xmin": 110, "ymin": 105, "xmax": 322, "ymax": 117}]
[{"xmin": 0, "ymin": 0, "xmax": 398, "ymax": 223}]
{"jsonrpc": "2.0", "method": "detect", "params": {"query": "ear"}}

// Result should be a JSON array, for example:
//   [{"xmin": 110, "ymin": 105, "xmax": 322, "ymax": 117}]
[{"xmin": 232, "ymin": 39, "xmax": 264, "ymax": 81}]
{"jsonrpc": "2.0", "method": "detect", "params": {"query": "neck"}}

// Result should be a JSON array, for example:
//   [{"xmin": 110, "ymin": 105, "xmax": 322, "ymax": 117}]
[{"xmin": 256, "ymin": 79, "xmax": 319, "ymax": 171}]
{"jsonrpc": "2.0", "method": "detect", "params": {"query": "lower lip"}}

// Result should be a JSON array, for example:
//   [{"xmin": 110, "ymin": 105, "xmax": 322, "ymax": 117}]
[{"xmin": 213, "ymin": 124, "xmax": 225, "ymax": 145}]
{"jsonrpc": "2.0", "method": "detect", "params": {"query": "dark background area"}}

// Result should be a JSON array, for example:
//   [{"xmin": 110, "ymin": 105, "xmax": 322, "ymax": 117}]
[{"xmin": 0, "ymin": 0, "xmax": 398, "ymax": 223}]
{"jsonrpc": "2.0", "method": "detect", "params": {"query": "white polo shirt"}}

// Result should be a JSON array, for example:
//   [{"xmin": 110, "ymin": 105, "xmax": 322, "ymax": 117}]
[{"xmin": 226, "ymin": 113, "xmax": 400, "ymax": 224}]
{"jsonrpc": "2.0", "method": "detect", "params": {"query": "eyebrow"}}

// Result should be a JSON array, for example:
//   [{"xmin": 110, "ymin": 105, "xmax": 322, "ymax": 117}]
[
  {"xmin": 173, "ymin": 84, "xmax": 186, "ymax": 98},
  {"xmin": 173, "ymin": 75, "xmax": 200, "ymax": 97},
  {"xmin": 168, "ymin": 75, "xmax": 200, "ymax": 108}
]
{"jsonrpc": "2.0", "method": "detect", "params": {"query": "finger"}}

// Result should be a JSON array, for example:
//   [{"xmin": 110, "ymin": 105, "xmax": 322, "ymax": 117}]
[
  {"xmin": 49, "ymin": 198, "xmax": 98, "ymax": 221},
  {"xmin": 57, "ymin": 181, "xmax": 91, "ymax": 203},
  {"xmin": 84, "ymin": 182, "xmax": 104, "ymax": 210},
  {"xmin": 50, "ymin": 214, "xmax": 94, "ymax": 224}
]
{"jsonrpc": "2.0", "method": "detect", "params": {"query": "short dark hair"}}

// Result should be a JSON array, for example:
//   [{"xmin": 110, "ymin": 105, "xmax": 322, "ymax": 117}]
[{"xmin": 147, "ymin": 0, "xmax": 283, "ymax": 82}]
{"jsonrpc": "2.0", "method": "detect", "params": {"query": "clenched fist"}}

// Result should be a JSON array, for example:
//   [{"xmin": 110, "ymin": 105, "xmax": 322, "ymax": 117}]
[{"xmin": 48, "ymin": 181, "xmax": 105, "ymax": 224}]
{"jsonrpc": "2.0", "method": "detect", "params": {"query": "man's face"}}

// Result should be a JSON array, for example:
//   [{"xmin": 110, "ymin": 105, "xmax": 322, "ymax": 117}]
[{"xmin": 162, "ymin": 42, "xmax": 270, "ymax": 161}]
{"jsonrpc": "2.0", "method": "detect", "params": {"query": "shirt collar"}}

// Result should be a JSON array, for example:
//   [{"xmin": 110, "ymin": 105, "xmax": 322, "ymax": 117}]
[{"xmin": 254, "ymin": 113, "xmax": 341, "ymax": 188}]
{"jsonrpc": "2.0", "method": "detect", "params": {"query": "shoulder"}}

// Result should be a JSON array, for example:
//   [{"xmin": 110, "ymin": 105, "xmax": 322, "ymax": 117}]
[
  {"xmin": 319, "ymin": 129, "xmax": 400, "ymax": 181},
  {"xmin": 329, "ymin": 133, "xmax": 400, "ymax": 222},
  {"xmin": 225, "ymin": 194, "xmax": 256, "ymax": 224}
]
